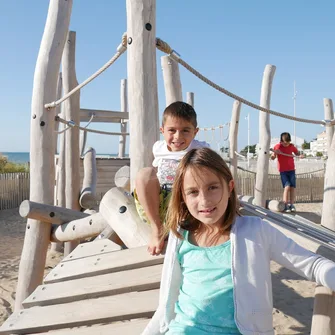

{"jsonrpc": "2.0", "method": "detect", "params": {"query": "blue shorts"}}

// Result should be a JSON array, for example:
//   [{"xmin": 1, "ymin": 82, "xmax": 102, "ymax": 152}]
[{"xmin": 280, "ymin": 170, "xmax": 296, "ymax": 188}]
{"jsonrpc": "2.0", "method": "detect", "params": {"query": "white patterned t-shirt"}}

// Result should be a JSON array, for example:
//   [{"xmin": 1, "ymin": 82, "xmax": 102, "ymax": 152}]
[{"xmin": 152, "ymin": 139, "xmax": 209, "ymax": 187}]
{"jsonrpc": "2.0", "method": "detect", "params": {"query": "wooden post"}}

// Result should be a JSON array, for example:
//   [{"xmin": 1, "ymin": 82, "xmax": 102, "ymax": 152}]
[
  {"xmin": 229, "ymin": 100, "xmax": 241, "ymax": 182},
  {"xmin": 254, "ymin": 65, "xmax": 276, "ymax": 207},
  {"xmin": 161, "ymin": 55, "xmax": 182, "ymax": 106},
  {"xmin": 52, "ymin": 72, "xmax": 64, "ymax": 253},
  {"xmin": 118, "ymin": 79, "xmax": 128, "ymax": 158},
  {"xmin": 311, "ymin": 285, "xmax": 335, "ymax": 335},
  {"xmin": 54, "ymin": 72, "xmax": 63, "ymax": 154},
  {"xmin": 311, "ymin": 99, "xmax": 335, "ymax": 335},
  {"xmin": 186, "ymin": 92, "xmax": 194, "ymax": 107},
  {"xmin": 62, "ymin": 31, "xmax": 81, "ymax": 256},
  {"xmin": 55, "ymin": 101, "xmax": 66, "ymax": 208},
  {"xmin": 15, "ymin": 0, "xmax": 73, "ymax": 311},
  {"xmin": 324, "ymin": 98, "xmax": 334, "ymax": 151},
  {"xmin": 126, "ymin": 0, "xmax": 159, "ymax": 190},
  {"xmin": 79, "ymin": 147, "xmax": 97, "ymax": 209}
]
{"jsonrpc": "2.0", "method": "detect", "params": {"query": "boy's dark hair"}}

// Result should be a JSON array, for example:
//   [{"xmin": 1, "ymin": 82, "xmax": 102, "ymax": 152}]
[
  {"xmin": 280, "ymin": 132, "xmax": 291, "ymax": 142},
  {"xmin": 162, "ymin": 101, "xmax": 197, "ymax": 128}
]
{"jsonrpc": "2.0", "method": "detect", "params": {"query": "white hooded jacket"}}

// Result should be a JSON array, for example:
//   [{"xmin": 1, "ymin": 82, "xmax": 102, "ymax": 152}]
[{"xmin": 142, "ymin": 216, "xmax": 335, "ymax": 335}]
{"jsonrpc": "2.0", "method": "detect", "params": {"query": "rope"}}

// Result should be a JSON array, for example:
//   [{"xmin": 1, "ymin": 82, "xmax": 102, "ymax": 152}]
[
  {"xmin": 56, "ymin": 117, "xmax": 129, "ymax": 136},
  {"xmin": 269, "ymin": 148, "xmax": 300, "ymax": 158},
  {"xmin": 45, "ymin": 33, "xmax": 127, "ymax": 110},
  {"xmin": 155, "ymin": 37, "xmax": 334, "ymax": 127},
  {"xmin": 55, "ymin": 126, "xmax": 71, "ymax": 134},
  {"xmin": 82, "ymin": 113, "xmax": 95, "ymax": 129}
]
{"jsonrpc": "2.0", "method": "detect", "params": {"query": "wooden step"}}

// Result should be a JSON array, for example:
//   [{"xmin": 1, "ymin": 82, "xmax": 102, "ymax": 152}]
[
  {"xmin": 62, "ymin": 239, "xmax": 121, "ymax": 262},
  {"xmin": 23, "ymin": 264, "xmax": 162, "ymax": 307},
  {"xmin": 44, "ymin": 246, "xmax": 164, "ymax": 283},
  {"xmin": 0, "ymin": 290, "xmax": 158, "ymax": 335},
  {"xmin": 29, "ymin": 319, "xmax": 148, "ymax": 335}
]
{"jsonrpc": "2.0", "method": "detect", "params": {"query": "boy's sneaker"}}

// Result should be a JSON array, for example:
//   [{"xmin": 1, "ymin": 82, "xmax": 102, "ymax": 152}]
[
  {"xmin": 284, "ymin": 204, "xmax": 292, "ymax": 213},
  {"xmin": 290, "ymin": 205, "xmax": 296, "ymax": 212}
]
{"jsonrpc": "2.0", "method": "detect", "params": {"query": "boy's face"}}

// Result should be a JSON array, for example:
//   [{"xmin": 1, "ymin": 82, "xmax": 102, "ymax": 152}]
[{"xmin": 160, "ymin": 116, "xmax": 198, "ymax": 152}]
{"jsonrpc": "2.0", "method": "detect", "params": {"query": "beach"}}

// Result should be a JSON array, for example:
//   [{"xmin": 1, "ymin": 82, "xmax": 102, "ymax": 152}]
[{"xmin": 0, "ymin": 203, "xmax": 324, "ymax": 334}]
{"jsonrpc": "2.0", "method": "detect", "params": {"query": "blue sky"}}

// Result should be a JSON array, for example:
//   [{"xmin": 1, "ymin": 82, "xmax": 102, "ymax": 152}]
[{"xmin": 1, "ymin": 1, "xmax": 335, "ymax": 154}]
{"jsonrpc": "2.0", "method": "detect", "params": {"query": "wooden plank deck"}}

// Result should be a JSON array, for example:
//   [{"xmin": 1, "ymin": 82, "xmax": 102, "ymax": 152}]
[{"xmin": 0, "ymin": 241, "xmax": 163, "ymax": 335}]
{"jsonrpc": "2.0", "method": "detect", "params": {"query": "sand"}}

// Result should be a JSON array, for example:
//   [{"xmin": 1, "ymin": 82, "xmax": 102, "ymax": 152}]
[{"xmin": 0, "ymin": 203, "xmax": 325, "ymax": 334}]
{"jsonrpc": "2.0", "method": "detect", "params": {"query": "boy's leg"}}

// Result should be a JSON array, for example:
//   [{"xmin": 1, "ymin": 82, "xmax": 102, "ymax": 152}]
[
  {"xmin": 135, "ymin": 167, "xmax": 165, "ymax": 255},
  {"xmin": 289, "ymin": 171, "xmax": 297, "ymax": 211},
  {"xmin": 280, "ymin": 171, "xmax": 291, "ymax": 212}
]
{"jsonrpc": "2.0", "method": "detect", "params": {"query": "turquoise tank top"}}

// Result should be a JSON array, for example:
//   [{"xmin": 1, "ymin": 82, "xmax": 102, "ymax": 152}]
[{"xmin": 166, "ymin": 231, "xmax": 241, "ymax": 334}]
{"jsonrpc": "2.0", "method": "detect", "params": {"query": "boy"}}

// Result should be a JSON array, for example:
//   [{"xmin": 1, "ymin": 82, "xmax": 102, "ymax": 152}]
[
  {"xmin": 134, "ymin": 101, "xmax": 209, "ymax": 255},
  {"xmin": 271, "ymin": 132, "xmax": 304, "ymax": 212}
]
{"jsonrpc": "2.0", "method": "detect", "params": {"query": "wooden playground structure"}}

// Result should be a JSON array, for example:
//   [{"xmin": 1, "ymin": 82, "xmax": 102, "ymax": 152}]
[{"xmin": 1, "ymin": 0, "xmax": 335, "ymax": 334}]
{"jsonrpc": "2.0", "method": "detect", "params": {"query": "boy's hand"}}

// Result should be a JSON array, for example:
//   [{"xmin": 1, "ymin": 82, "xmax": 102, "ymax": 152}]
[
  {"xmin": 299, "ymin": 154, "xmax": 305, "ymax": 159},
  {"xmin": 147, "ymin": 228, "xmax": 165, "ymax": 256}
]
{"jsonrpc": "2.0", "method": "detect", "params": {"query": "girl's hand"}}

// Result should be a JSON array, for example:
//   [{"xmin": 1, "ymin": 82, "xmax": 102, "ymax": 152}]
[{"xmin": 147, "ymin": 230, "xmax": 165, "ymax": 256}]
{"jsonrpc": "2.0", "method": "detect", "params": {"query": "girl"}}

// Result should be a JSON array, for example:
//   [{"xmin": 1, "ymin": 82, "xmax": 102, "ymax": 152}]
[{"xmin": 142, "ymin": 147, "xmax": 335, "ymax": 335}]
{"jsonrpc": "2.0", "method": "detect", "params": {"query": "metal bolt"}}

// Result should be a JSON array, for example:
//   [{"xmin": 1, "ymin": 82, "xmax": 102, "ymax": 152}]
[
  {"xmin": 27, "ymin": 224, "xmax": 30, "ymax": 229},
  {"xmin": 32, "ymin": 114, "xmax": 36, "ymax": 119},
  {"xmin": 89, "ymin": 219, "xmax": 93, "ymax": 225},
  {"xmin": 119, "ymin": 206, "xmax": 127, "ymax": 214},
  {"xmin": 40, "ymin": 121, "xmax": 45, "ymax": 126},
  {"xmin": 128, "ymin": 37, "xmax": 133, "ymax": 45},
  {"xmin": 49, "ymin": 212, "xmax": 55, "ymax": 217},
  {"xmin": 145, "ymin": 23, "xmax": 152, "ymax": 31},
  {"xmin": 72, "ymin": 225, "xmax": 76, "ymax": 231}
]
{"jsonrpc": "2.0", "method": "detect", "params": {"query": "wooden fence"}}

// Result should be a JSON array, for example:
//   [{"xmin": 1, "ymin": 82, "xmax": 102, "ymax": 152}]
[
  {"xmin": 0, "ymin": 173, "xmax": 30, "ymax": 210},
  {"xmin": 237, "ymin": 168, "xmax": 325, "ymax": 202},
  {"xmin": 0, "ymin": 165, "xmax": 326, "ymax": 211}
]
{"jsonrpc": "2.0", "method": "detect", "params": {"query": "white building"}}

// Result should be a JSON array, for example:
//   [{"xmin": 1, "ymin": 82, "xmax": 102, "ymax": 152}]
[{"xmin": 309, "ymin": 131, "xmax": 327, "ymax": 156}]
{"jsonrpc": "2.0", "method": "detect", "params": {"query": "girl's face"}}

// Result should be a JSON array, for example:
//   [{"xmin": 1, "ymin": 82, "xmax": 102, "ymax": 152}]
[{"xmin": 183, "ymin": 167, "xmax": 234, "ymax": 229}]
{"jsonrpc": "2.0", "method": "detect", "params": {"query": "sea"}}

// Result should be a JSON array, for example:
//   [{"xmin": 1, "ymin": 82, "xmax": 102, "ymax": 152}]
[{"xmin": 1, "ymin": 152, "xmax": 124, "ymax": 164}]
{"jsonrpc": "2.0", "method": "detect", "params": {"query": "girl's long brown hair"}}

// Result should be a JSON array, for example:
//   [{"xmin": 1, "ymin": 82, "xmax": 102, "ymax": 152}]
[{"xmin": 165, "ymin": 147, "xmax": 240, "ymax": 239}]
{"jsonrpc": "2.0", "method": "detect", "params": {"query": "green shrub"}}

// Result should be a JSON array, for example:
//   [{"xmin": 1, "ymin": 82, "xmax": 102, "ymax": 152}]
[{"xmin": 0, "ymin": 154, "xmax": 29, "ymax": 173}]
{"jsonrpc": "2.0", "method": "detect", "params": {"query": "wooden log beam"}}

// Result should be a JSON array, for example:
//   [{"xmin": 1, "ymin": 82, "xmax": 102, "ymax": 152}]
[
  {"xmin": 79, "ymin": 147, "xmax": 97, "ymax": 209},
  {"xmin": 118, "ymin": 79, "xmax": 128, "ymax": 158},
  {"xmin": 114, "ymin": 165, "xmax": 130, "ymax": 192},
  {"xmin": 254, "ymin": 64, "xmax": 276, "ymax": 207},
  {"xmin": 229, "ymin": 100, "xmax": 241, "ymax": 183},
  {"xmin": 50, "ymin": 212, "xmax": 107, "ymax": 242},
  {"xmin": 15, "ymin": 0, "xmax": 73, "ymax": 311},
  {"xmin": 80, "ymin": 109, "xmax": 129, "ymax": 123},
  {"xmin": 126, "ymin": 0, "xmax": 159, "ymax": 189},
  {"xmin": 238, "ymin": 195, "xmax": 285, "ymax": 212},
  {"xmin": 99, "ymin": 187, "xmax": 151, "ymax": 248},
  {"xmin": 161, "ymin": 55, "xmax": 182, "ymax": 106},
  {"xmin": 19, "ymin": 200, "xmax": 88, "ymax": 224}
]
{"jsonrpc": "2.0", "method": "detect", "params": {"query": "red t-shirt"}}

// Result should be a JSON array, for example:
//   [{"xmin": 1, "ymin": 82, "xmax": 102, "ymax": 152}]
[{"xmin": 273, "ymin": 143, "xmax": 298, "ymax": 172}]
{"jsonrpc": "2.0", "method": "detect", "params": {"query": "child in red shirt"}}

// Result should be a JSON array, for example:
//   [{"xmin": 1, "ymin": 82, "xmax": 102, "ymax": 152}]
[{"xmin": 271, "ymin": 132, "xmax": 304, "ymax": 212}]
